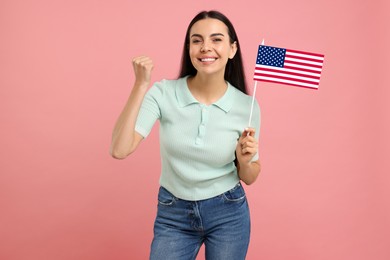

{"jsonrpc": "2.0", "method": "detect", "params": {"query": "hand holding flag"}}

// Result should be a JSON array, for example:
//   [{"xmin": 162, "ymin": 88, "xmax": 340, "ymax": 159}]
[{"xmin": 236, "ymin": 127, "xmax": 257, "ymax": 164}]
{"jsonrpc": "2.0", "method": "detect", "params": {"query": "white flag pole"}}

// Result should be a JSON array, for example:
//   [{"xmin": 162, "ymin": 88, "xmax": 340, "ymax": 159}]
[
  {"xmin": 248, "ymin": 39, "xmax": 264, "ymax": 128},
  {"xmin": 248, "ymin": 80, "xmax": 257, "ymax": 127}
]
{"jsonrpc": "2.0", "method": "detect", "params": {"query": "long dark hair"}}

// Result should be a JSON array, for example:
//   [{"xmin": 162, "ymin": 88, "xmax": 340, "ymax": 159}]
[{"xmin": 178, "ymin": 10, "xmax": 247, "ymax": 94}]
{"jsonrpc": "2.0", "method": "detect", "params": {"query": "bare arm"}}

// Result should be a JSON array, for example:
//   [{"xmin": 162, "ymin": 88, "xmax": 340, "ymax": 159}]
[
  {"xmin": 235, "ymin": 128, "xmax": 261, "ymax": 185},
  {"xmin": 110, "ymin": 56, "xmax": 153, "ymax": 159}
]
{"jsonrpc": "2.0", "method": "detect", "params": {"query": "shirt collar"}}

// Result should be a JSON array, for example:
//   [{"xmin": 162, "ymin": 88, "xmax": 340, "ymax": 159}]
[
  {"xmin": 176, "ymin": 76, "xmax": 234, "ymax": 113},
  {"xmin": 176, "ymin": 76, "xmax": 199, "ymax": 107}
]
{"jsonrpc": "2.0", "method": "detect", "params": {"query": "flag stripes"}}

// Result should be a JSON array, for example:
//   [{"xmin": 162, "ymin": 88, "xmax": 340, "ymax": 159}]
[{"xmin": 254, "ymin": 45, "xmax": 324, "ymax": 89}]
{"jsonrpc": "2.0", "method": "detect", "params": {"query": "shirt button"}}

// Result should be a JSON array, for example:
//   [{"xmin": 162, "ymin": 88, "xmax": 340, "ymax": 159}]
[{"xmin": 195, "ymin": 137, "xmax": 203, "ymax": 145}]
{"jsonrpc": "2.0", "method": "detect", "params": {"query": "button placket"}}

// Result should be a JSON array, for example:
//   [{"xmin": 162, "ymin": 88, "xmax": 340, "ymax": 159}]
[{"xmin": 195, "ymin": 106, "xmax": 209, "ymax": 145}]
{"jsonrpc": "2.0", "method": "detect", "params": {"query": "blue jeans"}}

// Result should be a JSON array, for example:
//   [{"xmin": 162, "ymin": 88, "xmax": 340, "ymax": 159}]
[{"xmin": 150, "ymin": 183, "xmax": 250, "ymax": 260}]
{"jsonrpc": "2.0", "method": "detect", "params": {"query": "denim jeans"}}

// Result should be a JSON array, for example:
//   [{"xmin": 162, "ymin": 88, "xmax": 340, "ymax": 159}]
[{"xmin": 150, "ymin": 183, "xmax": 250, "ymax": 260}]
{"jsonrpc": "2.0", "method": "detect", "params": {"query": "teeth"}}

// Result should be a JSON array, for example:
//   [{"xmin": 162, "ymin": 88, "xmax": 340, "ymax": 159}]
[{"xmin": 201, "ymin": 58, "xmax": 216, "ymax": 62}]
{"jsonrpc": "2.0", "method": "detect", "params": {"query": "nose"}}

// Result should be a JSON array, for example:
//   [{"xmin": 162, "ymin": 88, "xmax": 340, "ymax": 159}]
[{"xmin": 200, "ymin": 41, "xmax": 211, "ymax": 52}]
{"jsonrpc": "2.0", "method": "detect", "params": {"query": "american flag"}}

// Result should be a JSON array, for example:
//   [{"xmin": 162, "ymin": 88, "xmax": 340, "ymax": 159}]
[{"xmin": 253, "ymin": 45, "xmax": 324, "ymax": 89}]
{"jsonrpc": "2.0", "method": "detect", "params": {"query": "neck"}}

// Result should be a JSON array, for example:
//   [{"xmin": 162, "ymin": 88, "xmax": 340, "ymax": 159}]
[{"xmin": 188, "ymin": 73, "xmax": 227, "ymax": 105}]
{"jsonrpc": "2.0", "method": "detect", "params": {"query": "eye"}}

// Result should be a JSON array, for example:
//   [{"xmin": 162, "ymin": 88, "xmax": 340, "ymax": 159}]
[
  {"xmin": 212, "ymin": 38, "xmax": 222, "ymax": 42},
  {"xmin": 191, "ymin": 39, "xmax": 202, "ymax": 44}
]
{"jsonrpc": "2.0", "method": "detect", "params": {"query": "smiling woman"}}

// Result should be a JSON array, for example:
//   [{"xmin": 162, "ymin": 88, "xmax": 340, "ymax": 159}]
[
  {"xmin": 179, "ymin": 11, "xmax": 247, "ymax": 94},
  {"xmin": 187, "ymin": 19, "xmax": 237, "ymax": 90},
  {"xmin": 110, "ymin": 10, "xmax": 261, "ymax": 260}
]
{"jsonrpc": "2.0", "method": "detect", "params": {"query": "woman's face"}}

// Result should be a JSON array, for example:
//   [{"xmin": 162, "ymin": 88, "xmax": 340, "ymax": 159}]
[{"xmin": 188, "ymin": 18, "xmax": 237, "ymax": 77}]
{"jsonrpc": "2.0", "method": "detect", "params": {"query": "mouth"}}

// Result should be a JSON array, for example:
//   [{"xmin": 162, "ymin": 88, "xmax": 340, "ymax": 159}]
[{"xmin": 199, "ymin": 57, "xmax": 217, "ymax": 62}]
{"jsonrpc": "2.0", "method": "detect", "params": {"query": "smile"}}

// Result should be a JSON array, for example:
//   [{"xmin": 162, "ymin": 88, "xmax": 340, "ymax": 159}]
[{"xmin": 199, "ymin": 58, "xmax": 217, "ymax": 62}]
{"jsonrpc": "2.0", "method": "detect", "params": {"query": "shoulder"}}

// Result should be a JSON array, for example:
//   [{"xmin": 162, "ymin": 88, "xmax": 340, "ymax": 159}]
[
  {"xmin": 230, "ymin": 83, "xmax": 260, "ymax": 107},
  {"xmin": 150, "ymin": 77, "xmax": 186, "ymax": 93},
  {"xmin": 145, "ymin": 78, "xmax": 179, "ymax": 98},
  {"xmin": 228, "ymin": 83, "xmax": 261, "ymax": 121}
]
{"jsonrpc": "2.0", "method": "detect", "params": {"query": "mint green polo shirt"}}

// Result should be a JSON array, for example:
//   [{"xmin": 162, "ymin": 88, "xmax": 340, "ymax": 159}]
[{"xmin": 135, "ymin": 76, "xmax": 260, "ymax": 201}]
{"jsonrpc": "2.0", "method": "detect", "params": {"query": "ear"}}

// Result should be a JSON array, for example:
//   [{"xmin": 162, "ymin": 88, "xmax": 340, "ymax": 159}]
[{"xmin": 229, "ymin": 41, "xmax": 238, "ymax": 59}]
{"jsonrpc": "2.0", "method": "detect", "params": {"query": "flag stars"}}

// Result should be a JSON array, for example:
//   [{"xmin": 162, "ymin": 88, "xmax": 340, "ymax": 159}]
[{"xmin": 256, "ymin": 46, "xmax": 286, "ymax": 67}]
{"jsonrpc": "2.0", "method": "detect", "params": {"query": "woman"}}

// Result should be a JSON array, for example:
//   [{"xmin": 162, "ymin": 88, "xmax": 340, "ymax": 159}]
[{"xmin": 110, "ymin": 10, "xmax": 261, "ymax": 260}]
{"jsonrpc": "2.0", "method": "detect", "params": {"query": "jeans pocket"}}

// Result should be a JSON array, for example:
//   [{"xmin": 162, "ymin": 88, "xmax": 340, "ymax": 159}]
[
  {"xmin": 157, "ymin": 186, "xmax": 177, "ymax": 206},
  {"xmin": 222, "ymin": 183, "xmax": 246, "ymax": 202}
]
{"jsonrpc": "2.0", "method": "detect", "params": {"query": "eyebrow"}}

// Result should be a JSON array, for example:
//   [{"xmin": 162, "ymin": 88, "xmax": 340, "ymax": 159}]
[{"xmin": 190, "ymin": 33, "xmax": 225, "ymax": 38}]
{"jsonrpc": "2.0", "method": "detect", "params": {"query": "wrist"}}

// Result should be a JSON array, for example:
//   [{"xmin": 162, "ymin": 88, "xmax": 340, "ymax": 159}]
[
  {"xmin": 238, "ymin": 160, "xmax": 252, "ymax": 170},
  {"xmin": 133, "ymin": 80, "xmax": 150, "ymax": 90}
]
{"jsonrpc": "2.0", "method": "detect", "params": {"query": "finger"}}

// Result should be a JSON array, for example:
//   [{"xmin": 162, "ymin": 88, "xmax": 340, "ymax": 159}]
[
  {"xmin": 242, "ymin": 135, "xmax": 256, "ymax": 142},
  {"xmin": 134, "ymin": 59, "xmax": 153, "ymax": 68},
  {"xmin": 132, "ymin": 55, "xmax": 149, "ymax": 62},
  {"xmin": 242, "ymin": 127, "xmax": 255, "ymax": 137},
  {"xmin": 242, "ymin": 147, "xmax": 257, "ymax": 155},
  {"xmin": 132, "ymin": 56, "xmax": 144, "ymax": 65},
  {"xmin": 132, "ymin": 56, "xmax": 153, "ymax": 66},
  {"xmin": 241, "ymin": 137, "xmax": 257, "ymax": 147},
  {"xmin": 132, "ymin": 61, "xmax": 154, "ymax": 77},
  {"xmin": 242, "ymin": 141, "xmax": 256, "ymax": 149}
]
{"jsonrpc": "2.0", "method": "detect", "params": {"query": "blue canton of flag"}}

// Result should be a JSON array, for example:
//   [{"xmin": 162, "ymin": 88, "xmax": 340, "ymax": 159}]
[{"xmin": 256, "ymin": 46, "xmax": 286, "ymax": 67}]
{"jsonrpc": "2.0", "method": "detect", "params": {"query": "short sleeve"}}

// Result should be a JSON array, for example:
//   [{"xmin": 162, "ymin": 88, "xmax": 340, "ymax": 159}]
[{"xmin": 135, "ymin": 81, "xmax": 164, "ymax": 138}]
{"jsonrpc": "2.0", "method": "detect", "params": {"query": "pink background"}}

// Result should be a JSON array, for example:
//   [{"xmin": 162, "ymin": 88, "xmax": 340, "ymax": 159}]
[{"xmin": 1, "ymin": 0, "xmax": 389, "ymax": 259}]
